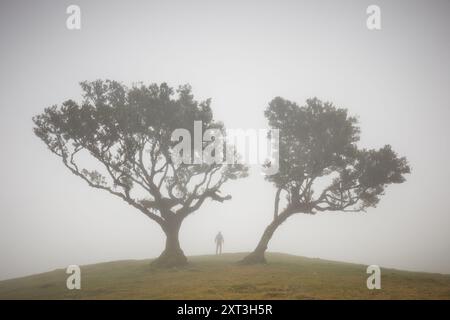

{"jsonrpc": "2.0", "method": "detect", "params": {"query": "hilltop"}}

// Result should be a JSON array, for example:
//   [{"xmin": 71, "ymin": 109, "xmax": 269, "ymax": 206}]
[{"xmin": 1, "ymin": 253, "xmax": 449, "ymax": 299}]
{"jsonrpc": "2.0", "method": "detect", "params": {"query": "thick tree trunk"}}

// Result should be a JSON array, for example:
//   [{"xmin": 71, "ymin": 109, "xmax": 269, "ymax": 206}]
[
  {"xmin": 152, "ymin": 219, "xmax": 188, "ymax": 268},
  {"xmin": 240, "ymin": 210, "xmax": 292, "ymax": 264}
]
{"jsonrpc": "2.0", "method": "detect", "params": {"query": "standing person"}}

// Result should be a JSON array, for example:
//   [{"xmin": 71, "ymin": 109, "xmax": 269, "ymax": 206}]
[{"xmin": 215, "ymin": 231, "xmax": 224, "ymax": 255}]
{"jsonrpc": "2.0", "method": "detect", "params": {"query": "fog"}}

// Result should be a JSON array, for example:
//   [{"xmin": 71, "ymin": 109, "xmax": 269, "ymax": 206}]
[{"xmin": 1, "ymin": 0, "xmax": 449, "ymax": 280}]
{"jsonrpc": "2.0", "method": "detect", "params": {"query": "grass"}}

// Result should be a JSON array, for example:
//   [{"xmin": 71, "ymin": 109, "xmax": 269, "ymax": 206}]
[{"xmin": 1, "ymin": 252, "xmax": 449, "ymax": 299}]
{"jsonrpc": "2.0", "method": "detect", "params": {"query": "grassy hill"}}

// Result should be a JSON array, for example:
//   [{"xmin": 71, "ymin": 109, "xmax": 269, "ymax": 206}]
[{"xmin": 1, "ymin": 252, "xmax": 449, "ymax": 299}]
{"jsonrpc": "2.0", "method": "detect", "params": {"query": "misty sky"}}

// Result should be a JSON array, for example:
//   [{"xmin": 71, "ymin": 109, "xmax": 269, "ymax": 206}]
[{"xmin": 0, "ymin": 0, "xmax": 449, "ymax": 280}]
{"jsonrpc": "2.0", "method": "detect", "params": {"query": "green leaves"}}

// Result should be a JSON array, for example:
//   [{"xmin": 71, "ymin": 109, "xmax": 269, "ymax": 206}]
[
  {"xmin": 33, "ymin": 80, "xmax": 248, "ymax": 224},
  {"xmin": 264, "ymin": 97, "xmax": 410, "ymax": 214}
]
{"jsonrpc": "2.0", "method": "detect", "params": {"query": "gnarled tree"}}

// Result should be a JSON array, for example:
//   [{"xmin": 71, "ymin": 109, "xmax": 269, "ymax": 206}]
[
  {"xmin": 33, "ymin": 80, "xmax": 248, "ymax": 267},
  {"xmin": 241, "ymin": 97, "xmax": 410, "ymax": 264}
]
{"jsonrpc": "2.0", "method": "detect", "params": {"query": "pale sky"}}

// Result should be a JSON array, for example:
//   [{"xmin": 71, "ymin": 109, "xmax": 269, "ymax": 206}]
[{"xmin": 0, "ymin": 0, "xmax": 449, "ymax": 280}]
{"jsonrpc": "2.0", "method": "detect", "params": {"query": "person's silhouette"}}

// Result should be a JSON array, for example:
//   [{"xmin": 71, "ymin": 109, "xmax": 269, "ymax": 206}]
[{"xmin": 215, "ymin": 231, "xmax": 224, "ymax": 255}]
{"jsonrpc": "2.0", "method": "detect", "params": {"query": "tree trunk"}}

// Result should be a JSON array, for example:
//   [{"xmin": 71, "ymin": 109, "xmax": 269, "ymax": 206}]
[
  {"xmin": 152, "ymin": 219, "xmax": 188, "ymax": 268},
  {"xmin": 240, "ymin": 210, "xmax": 292, "ymax": 264}
]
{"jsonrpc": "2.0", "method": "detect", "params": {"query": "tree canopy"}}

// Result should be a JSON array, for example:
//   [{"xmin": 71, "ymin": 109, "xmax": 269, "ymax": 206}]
[{"xmin": 265, "ymin": 97, "xmax": 410, "ymax": 215}]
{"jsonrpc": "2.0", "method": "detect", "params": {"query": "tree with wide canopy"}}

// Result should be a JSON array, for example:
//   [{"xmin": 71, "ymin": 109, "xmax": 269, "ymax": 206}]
[
  {"xmin": 241, "ymin": 97, "xmax": 410, "ymax": 264},
  {"xmin": 33, "ymin": 80, "xmax": 248, "ymax": 267}
]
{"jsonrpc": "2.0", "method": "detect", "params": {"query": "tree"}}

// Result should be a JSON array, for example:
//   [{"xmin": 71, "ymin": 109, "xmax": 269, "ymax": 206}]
[
  {"xmin": 241, "ymin": 97, "xmax": 410, "ymax": 264},
  {"xmin": 33, "ymin": 80, "xmax": 248, "ymax": 268}
]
